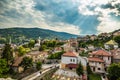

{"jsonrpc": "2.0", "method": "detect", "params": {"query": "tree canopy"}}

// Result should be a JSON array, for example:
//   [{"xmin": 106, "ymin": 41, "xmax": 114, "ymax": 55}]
[
  {"xmin": 47, "ymin": 51, "xmax": 65, "ymax": 59},
  {"xmin": 28, "ymin": 39, "xmax": 35, "ymax": 48},
  {"xmin": 18, "ymin": 46, "xmax": 30, "ymax": 56},
  {"xmin": 0, "ymin": 59, "xmax": 9, "ymax": 77},
  {"xmin": 2, "ymin": 44, "xmax": 13, "ymax": 65},
  {"xmin": 87, "ymin": 63, "xmax": 92, "ymax": 74},
  {"xmin": 36, "ymin": 61, "xmax": 42, "ymax": 70},
  {"xmin": 76, "ymin": 62, "xmax": 84, "ymax": 76},
  {"xmin": 20, "ymin": 57, "xmax": 33, "ymax": 70},
  {"xmin": 114, "ymin": 36, "xmax": 120, "ymax": 47},
  {"xmin": 108, "ymin": 63, "xmax": 120, "ymax": 80}
]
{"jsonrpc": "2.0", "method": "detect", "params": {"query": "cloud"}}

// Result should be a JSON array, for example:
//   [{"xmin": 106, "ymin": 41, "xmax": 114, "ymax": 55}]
[
  {"xmin": 0, "ymin": 0, "xmax": 120, "ymax": 35},
  {"xmin": 97, "ymin": 15, "xmax": 120, "ymax": 33},
  {"xmin": 0, "ymin": 0, "xmax": 81, "ymax": 35}
]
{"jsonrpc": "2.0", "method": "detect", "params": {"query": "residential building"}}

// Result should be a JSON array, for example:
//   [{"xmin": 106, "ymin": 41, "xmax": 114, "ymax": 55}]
[
  {"xmin": 53, "ymin": 47, "xmax": 63, "ymax": 53},
  {"xmin": 104, "ymin": 40, "xmax": 118, "ymax": 49},
  {"xmin": 61, "ymin": 51, "xmax": 78, "ymax": 70},
  {"xmin": 26, "ymin": 51, "xmax": 43, "ymax": 62},
  {"xmin": 61, "ymin": 51, "xmax": 87, "ymax": 70},
  {"xmin": 111, "ymin": 49, "xmax": 120, "ymax": 63},
  {"xmin": 113, "ymin": 31, "xmax": 120, "ymax": 36},
  {"xmin": 87, "ymin": 45, "xmax": 95, "ymax": 51},
  {"xmin": 12, "ymin": 57, "xmax": 24, "ymax": 73},
  {"xmin": 88, "ymin": 50, "xmax": 112, "ymax": 73},
  {"xmin": 90, "ymin": 35, "xmax": 97, "ymax": 41},
  {"xmin": 88, "ymin": 57, "xmax": 105, "ymax": 73}
]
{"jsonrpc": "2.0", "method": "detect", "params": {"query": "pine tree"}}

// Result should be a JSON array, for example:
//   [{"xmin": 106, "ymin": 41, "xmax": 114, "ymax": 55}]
[
  {"xmin": 2, "ymin": 44, "xmax": 13, "ymax": 65},
  {"xmin": 76, "ymin": 62, "xmax": 84, "ymax": 76}
]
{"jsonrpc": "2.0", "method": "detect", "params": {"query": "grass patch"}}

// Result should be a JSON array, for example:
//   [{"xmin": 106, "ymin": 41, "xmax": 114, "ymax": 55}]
[{"xmin": 88, "ymin": 73, "xmax": 102, "ymax": 80}]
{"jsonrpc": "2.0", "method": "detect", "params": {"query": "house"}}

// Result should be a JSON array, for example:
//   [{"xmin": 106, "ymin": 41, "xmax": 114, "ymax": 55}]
[
  {"xmin": 26, "ymin": 51, "xmax": 48, "ymax": 62},
  {"xmin": 53, "ymin": 47, "xmax": 63, "ymax": 53},
  {"xmin": 88, "ymin": 50, "xmax": 112, "ymax": 73},
  {"xmin": 87, "ymin": 45, "xmax": 95, "ymax": 51},
  {"xmin": 69, "ymin": 38, "xmax": 78, "ymax": 48},
  {"xmin": 113, "ymin": 31, "xmax": 120, "ymax": 36},
  {"xmin": 111, "ymin": 49, "xmax": 120, "ymax": 63},
  {"xmin": 98, "ymin": 33, "xmax": 111, "ymax": 38},
  {"xmin": 104, "ymin": 40, "xmax": 118, "ymax": 49},
  {"xmin": 78, "ymin": 48, "xmax": 87, "ymax": 53},
  {"xmin": 26, "ymin": 51, "xmax": 42, "ymax": 62},
  {"xmin": 90, "ymin": 35, "xmax": 97, "ymax": 41},
  {"xmin": 61, "ymin": 51, "xmax": 78, "ymax": 70},
  {"xmin": 88, "ymin": 57, "xmax": 105, "ymax": 73},
  {"xmin": 12, "ymin": 57, "xmax": 24, "ymax": 73},
  {"xmin": 62, "ymin": 43, "xmax": 75, "ymax": 52},
  {"xmin": 61, "ymin": 51, "xmax": 87, "ymax": 70}
]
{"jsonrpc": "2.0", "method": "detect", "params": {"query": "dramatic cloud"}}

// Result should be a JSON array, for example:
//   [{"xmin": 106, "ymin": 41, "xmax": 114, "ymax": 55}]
[{"xmin": 0, "ymin": 0, "xmax": 120, "ymax": 35}]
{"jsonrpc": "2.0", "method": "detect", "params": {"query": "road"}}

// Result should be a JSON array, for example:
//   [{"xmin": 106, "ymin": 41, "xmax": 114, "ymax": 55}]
[{"xmin": 21, "ymin": 64, "xmax": 59, "ymax": 80}]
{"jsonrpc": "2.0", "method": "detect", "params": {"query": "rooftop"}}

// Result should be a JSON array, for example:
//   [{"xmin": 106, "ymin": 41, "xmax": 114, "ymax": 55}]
[
  {"xmin": 105, "ymin": 40, "xmax": 118, "ymax": 45},
  {"xmin": 62, "ymin": 51, "xmax": 77, "ymax": 57},
  {"xmin": 12, "ymin": 57, "xmax": 23, "ymax": 67},
  {"xmin": 88, "ymin": 57, "xmax": 104, "ymax": 62},
  {"xmin": 91, "ymin": 50, "xmax": 111, "ymax": 56}
]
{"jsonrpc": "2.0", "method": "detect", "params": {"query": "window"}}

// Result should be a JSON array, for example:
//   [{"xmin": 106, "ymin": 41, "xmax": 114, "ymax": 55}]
[
  {"xmin": 70, "ymin": 59, "xmax": 72, "ymax": 62},
  {"xmin": 98, "ymin": 68, "xmax": 101, "ymax": 70},
  {"xmin": 108, "ymin": 57, "xmax": 109, "ymax": 60},
  {"xmin": 99, "ymin": 62, "xmax": 101, "ymax": 64}
]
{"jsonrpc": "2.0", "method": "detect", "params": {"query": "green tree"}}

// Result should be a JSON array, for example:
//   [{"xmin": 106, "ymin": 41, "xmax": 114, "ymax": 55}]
[
  {"xmin": 87, "ymin": 63, "xmax": 92, "ymax": 74},
  {"xmin": 20, "ymin": 57, "xmax": 33, "ymax": 70},
  {"xmin": 2, "ymin": 44, "xmax": 13, "ymax": 65},
  {"xmin": 39, "ymin": 45, "xmax": 47, "ymax": 51},
  {"xmin": 114, "ymin": 36, "xmax": 120, "ymax": 47},
  {"xmin": 28, "ymin": 39, "xmax": 35, "ymax": 48},
  {"xmin": 18, "ymin": 46, "xmax": 26, "ymax": 56},
  {"xmin": 76, "ymin": 62, "xmax": 84, "ymax": 76},
  {"xmin": 108, "ymin": 63, "xmax": 120, "ymax": 80},
  {"xmin": 0, "ymin": 59, "xmax": 9, "ymax": 77},
  {"xmin": 48, "ymin": 51, "xmax": 65, "ymax": 59},
  {"xmin": 36, "ymin": 61, "xmax": 42, "ymax": 70}
]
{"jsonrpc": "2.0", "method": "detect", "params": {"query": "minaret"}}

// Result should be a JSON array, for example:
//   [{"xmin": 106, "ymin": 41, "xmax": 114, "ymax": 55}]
[{"xmin": 38, "ymin": 37, "xmax": 41, "ymax": 46}]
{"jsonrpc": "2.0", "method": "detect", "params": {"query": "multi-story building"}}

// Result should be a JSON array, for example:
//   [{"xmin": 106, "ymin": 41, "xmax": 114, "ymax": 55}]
[
  {"xmin": 88, "ymin": 50, "xmax": 112, "ymax": 73},
  {"xmin": 61, "ymin": 51, "xmax": 87, "ymax": 70}
]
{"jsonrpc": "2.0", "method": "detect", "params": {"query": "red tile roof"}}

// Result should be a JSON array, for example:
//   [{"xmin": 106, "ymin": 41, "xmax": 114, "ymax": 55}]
[
  {"xmin": 12, "ymin": 57, "xmax": 23, "ymax": 67},
  {"xmin": 91, "ymin": 50, "xmax": 111, "ymax": 56},
  {"xmin": 66, "ymin": 64, "xmax": 78, "ymax": 68},
  {"xmin": 62, "ymin": 51, "xmax": 77, "ymax": 57},
  {"xmin": 88, "ymin": 57, "xmax": 104, "ymax": 62}
]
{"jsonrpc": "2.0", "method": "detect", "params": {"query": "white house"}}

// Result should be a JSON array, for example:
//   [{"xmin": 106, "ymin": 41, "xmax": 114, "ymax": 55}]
[
  {"xmin": 61, "ymin": 51, "xmax": 87, "ymax": 70},
  {"xmin": 61, "ymin": 51, "xmax": 78, "ymax": 69},
  {"xmin": 104, "ymin": 40, "xmax": 118, "ymax": 49}
]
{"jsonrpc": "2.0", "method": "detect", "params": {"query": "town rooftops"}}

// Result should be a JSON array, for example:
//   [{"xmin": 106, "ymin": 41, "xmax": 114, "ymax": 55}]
[
  {"xmin": 88, "ymin": 57, "xmax": 104, "ymax": 62},
  {"xmin": 105, "ymin": 40, "xmax": 118, "ymax": 45},
  {"xmin": 12, "ymin": 57, "xmax": 23, "ymax": 67},
  {"xmin": 91, "ymin": 50, "xmax": 111, "ymax": 56},
  {"xmin": 62, "ymin": 51, "xmax": 77, "ymax": 57}
]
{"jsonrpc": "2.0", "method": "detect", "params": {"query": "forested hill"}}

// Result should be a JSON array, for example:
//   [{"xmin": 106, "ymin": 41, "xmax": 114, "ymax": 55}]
[{"xmin": 0, "ymin": 28, "xmax": 78, "ymax": 43}]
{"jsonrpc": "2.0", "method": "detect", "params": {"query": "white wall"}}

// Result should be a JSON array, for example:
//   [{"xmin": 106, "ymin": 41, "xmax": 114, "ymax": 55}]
[
  {"xmin": 89, "ymin": 61, "xmax": 105, "ymax": 73},
  {"xmin": 61, "ymin": 56, "xmax": 77, "ymax": 64},
  {"xmin": 103, "ymin": 56, "xmax": 111, "ymax": 66}
]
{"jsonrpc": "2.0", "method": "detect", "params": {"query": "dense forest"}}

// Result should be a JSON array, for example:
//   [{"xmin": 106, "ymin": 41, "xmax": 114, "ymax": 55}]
[{"xmin": 0, "ymin": 28, "xmax": 77, "ymax": 43}]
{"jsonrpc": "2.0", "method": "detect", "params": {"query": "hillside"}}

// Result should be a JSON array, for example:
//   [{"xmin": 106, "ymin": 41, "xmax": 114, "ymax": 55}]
[{"xmin": 0, "ymin": 28, "xmax": 78, "ymax": 43}]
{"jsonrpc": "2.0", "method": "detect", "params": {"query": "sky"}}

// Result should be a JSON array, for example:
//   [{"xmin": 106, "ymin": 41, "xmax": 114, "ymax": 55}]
[{"xmin": 0, "ymin": 0, "xmax": 120, "ymax": 35}]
